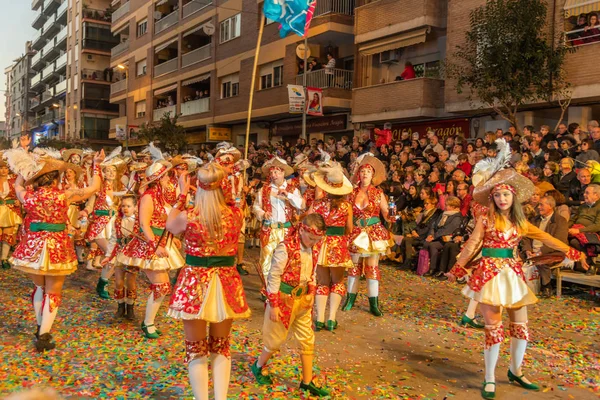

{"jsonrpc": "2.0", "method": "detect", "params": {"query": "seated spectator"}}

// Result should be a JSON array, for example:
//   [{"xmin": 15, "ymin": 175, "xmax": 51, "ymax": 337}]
[
  {"xmin": 543, "ymin": 161, "xmax": 560, "ymax": 188},
  {"xmin": 439, "ymin": 150, "xmax": 450, "ymax": 162},
  {"xmin": 567, "ymin": 184, "xmax": 600, "ymax": 274},
  {"xmin": 567, "ymin": 167, "xmax": 591, "ymax": 208},
  {"xmin": 509, "ymin": 141, "xmax": 522, "ymax": 166},
  {"xmin": 436, "ymin": 212, "xmax": 474, "ymax": 281},
  {"xmin": 456, "ymin": 182, "xmax": 472, "ymax": 216},
  {"xmin": 444, "ymin": 161, "xmax": 456, "ymax": 182},
  {"xmin": 545, "ymin": 189, "xmax": 570, "ymax": 222},
  {"xmin": 529, "ymin": 141, "xmax": 546, "ymax": 168},
  {"xmin": 438, "ymin": 180, "xmax": 457, "ymax": 210},
  {"xmin": 403, "ymin": 184, "xmax": 423, "ymax": 210},
  {"xmin": 451, "ymin": 169, "xmax": 468, "ymax": 185},
  {"xmin": 456, "ymin": 153, "xmax": 472, "ymax": 176},
  {"xmin": 557, "ymin": 158, "xmax": 577, "ymax": 193},
  {"xmin": 400, "ymin": 198, "xmax": 442, "ymax": 269},
  {"xmin": 399, "ymin": 61, "xmax": 416, "ymax": 80},
  {"xmin": 450, "ymin": 143, "xmax": 464, "ymax": 162},
  {"xmin": 576, "ymin": 139, "xmax": 600, "ymax": 163},
  {"xmin": 521, "ymin": 195, "xmax": 569, "ymax": 297},
  {"xmin": 529, "ymin": 167, "xmax": 555, "ymax": 195},
  {"xmin": 423, "ymin": 196, "xmax": 463, "ymax": 277}
]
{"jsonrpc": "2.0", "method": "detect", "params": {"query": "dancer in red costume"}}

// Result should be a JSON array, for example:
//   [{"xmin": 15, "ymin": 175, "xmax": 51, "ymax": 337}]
[
  {"xmin": 167, "ymin": 163, "xmax": 250, "ymax": 400},
  {"xmin": 5, "ymin": 149, "xmax": 105, "ymax": 352},
  {"xmin": 0, "ymin": 160, "xmax": 22, "ymax": 269}
]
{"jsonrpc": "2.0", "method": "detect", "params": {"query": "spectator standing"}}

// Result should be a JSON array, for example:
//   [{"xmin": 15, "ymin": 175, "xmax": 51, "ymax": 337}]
[
  {"xmin": 323, "ymin": 53, "xmax": 336, "ymax": 87},
  {"xmin": 399, "ymin": 61, "xmax": 416, "ymax": 80}
]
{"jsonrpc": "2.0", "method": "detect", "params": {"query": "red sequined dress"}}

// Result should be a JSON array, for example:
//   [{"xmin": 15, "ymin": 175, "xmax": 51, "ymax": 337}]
[
  {"xmin": 348, "ymin": 185, "xmax": 390, "ymax": 255},
  {"xmin": 85, "ymin": 182, "xmax": 117, "ymax": 241},
  {"xmin": 312, "ymin": 198, "xmax": 353, "ymax": 268},
  {"xmin": 10, "ymin": 187, "xmax": 77, "ymax": 276},
  {"xmin": 168, "ymin": 206, "xmax": 250, "ymax": 322},
  {"xmin": 450, "ymin": 216, "xmax": 582, "ymax": 308},
  {"xmin": 116, "ymin": 186, "xmax": 184, "ymax": 270}
]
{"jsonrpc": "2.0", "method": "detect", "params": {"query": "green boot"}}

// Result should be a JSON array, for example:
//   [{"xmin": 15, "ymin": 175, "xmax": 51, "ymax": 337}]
[
  {"xmin": 508, "ymin": 369, "xmax": 540, "ymax": 391},
  {"xmin": 341, "ymin": 293, "xmax": 357, "ymax": 311},
  {"xmin": 299, "ymin": 380, "xmax": 329, "ymax": 397},
  {"xmin": 96, "ymin": 277, "xmax": 110, "ymax": 299},
  {"xmin": 250, "ymin": 360, "xmax": 273, "ymax": 385},
  {"xmin": 315, "ymin": 321, "xmax": 325, "ymax": 331},
  {"xmin": 459, "ymin": 314, "xmax": 485, "ymax": 329},
  {"xmin": 481, "ymin": 382, "xmax": 496, "ymax": 399},
  {"xmin": 368, "ymin": 297, "xmax": 383, "ymax": 317},
  {"xmin": 326, "ymin": 320, "xmax": 338, "ymax": 331},
  {"xmin": 1, "ymin": 260, "xmax": 10, "ymax": 269}
]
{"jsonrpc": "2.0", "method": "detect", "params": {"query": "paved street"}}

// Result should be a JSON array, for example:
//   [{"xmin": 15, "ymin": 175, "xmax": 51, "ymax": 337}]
[{"xmin": 0, "ymin": 248, "xmax": 598, "ymax": 399}]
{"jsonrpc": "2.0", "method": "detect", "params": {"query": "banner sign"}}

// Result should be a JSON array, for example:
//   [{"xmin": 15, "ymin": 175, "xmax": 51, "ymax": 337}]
[
  {"xmin": 379, "ymin": 118, "xmax": 471, "ymax": 141},
  {"xmin": 274, "ymin": 114, "xmax": 347, "ymax": 136},
  {"xmin": 115, "ymin": 125, "xmax": 126, "ymax": 141},
  {"xmin": 207, "ymin": 126, "xmax": 232, "ymax": 141},
  {"xmin": 288, "ymin": 85, "xmax": 305, "ymax": 114},
  {"xmin": 306, "ymin": 87, "xmax": 323, "ymax": 116}
]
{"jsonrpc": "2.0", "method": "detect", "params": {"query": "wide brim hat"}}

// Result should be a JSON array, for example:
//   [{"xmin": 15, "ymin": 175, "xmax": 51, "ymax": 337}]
[
  {"xmin": 25, "ymin": 158, "xmax": 82, "ymax": 187},
  {"xmin": 314, "ymin": 164, "xmax": 353, "ymax": 195},
  {"xmin": 140, "ymin": 160, "xmax": 172, "ymax": 188},
  {"xmin": 62, "ymin": 149, "xmax": 83, "ymax": 163},
  {"xmin": 293, "ymin": 153, "xmax": 310, "ymax": 169},
  {"xmin": 215, "ymin": 145, "xmax": 242, "ymax": 163},
  {"xmin": 472, "ymin": 168, "xmax": 534, "ymax": 205},
  {"xmin": 262, "ymin": 157, "xmax": 294, "ymax": 177},
  {"xmin": 196, "ymin": 163, "xmax": 226, "ymax": 191},
  {"xmin": 171, "ymin": 155, "xmax": 192, "ymax": 169},
  {"xmin": 128, "ymin": 161, "xmax": 148, "ymax": 172},
  {"xmin": 355, "ymin": 155, "xmax": 386, "ymax": 186}
]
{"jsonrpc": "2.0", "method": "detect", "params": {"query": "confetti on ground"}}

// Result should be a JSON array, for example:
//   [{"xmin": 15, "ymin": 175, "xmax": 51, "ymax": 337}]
[{"xmin": 0, "ymin": 249, "xmax": 598, "ymax": 399}]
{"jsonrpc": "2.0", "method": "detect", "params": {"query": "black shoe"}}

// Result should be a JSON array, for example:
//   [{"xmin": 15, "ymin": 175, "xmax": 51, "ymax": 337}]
[
  {"xmin": 34, "ymin": 325, "xmax": 40, "ymax": 339},
  {"xmin": 115, "ymin": 303, "xmax": 126, "ymax": 318},
  {"xmin": 35, "ymin": 333, "xmax": 56, "ymax": 352},
  {"xmin": 125, "ymin": 304, "xmax": 135, "ymax": 320},
  {"xmin": 423, "ymin": 270, "xmax": 434, "ymax": 277},
  {"xmin": 437, "ymin": 275, "xmax": 448, "ymax": 281},
  {"xmin": 236, "ymin": 264, "xmax": 250, "ymax": 276},
  {"xmin": 434, "ymin": 271, "xmax": 444, "ymax": 278}
]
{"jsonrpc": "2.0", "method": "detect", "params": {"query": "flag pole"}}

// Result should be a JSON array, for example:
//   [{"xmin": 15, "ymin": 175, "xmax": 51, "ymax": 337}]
[
  {"xmin": 301, "ymin": 35, "xmax": 308, "ymax": 141},
  {"xmin": 244, "ymin": 12, "xmax": 265, "ymax": 163}
]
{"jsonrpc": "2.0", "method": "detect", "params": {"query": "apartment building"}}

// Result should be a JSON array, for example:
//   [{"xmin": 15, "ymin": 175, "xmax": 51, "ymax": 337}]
[
  {"xmin": 4, "ymin": 43, "xmax": 36, "ymax": 140},
  {"xmin": 29, "ymin": 0, "xmax": 118, "ymax": 144},
  {"xmin": 108, "ymin": 0, "xmax": 356, "ymax": 147},
  {"xmin": 352, "ymin": 0, "xmax": 600, "ymax": 139}
]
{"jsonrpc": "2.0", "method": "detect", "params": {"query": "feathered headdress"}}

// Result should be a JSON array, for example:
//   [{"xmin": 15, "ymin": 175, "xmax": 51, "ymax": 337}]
[
  {"xmin": 318, "ymin": 149, "xmax": 331, "ymax": 166},
  {"xmin": 100, "ymin": 146, "xmax": 124, "ymax": 168},
  {"xmin": 142, "ymin": 142, "xmax": 164, "ymax": 162},
  {"xmin": 3, "ymin": 148, "xmax": 42, "ymax": 182},
  {"xmin": 471, "ymin": 138, "xmax": 511, "ymax": 188},
  {"xmin": 33, "ymin": 147, "xmax": 63, "ymax": 160}
]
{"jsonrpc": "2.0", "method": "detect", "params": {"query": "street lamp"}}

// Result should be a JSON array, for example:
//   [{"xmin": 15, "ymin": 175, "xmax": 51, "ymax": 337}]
[{"xmin": 117, "ymin": 64, "xmax": 129, "ymax": 150}]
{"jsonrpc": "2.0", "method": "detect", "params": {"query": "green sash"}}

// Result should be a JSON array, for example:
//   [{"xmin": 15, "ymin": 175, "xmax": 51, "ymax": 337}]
[{"xmin": 185, "ymin": 255, "xmax": 236, "ymax": 267}]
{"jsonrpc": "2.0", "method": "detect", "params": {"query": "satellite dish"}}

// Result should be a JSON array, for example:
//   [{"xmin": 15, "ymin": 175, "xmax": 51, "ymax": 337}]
[
  {"xmin": 203, "ymin": 22, "xmax": 215, "ymax": 36},
  {"xmin": 296, "ymin": 43, "xmax": 310, "ymax": 59}
]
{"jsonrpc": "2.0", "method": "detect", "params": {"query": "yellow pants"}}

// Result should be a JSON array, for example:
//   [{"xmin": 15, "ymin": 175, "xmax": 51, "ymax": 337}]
[
  {"xmin": 262, "ymin": 300, "xmax": 315, "ymax": 356},
  {"xmin": 259, "ymin": 227, "xmax": 287, "ymax": 278}
]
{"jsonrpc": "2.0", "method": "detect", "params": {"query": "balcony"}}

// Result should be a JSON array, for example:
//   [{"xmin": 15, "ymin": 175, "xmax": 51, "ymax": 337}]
[
  {"xmin": 56, "ymin": 26, "xmax": 67, "ymax": 47},
  {"xmin": 112, "ymin": 1, "xmax": 130, "ymax": 24},
  {"xmin": 32, "ymin": 9, "xmax": 47, "ymax": 29},
  {"xmin": 55, "ymin": 52, "xmax": 67, "ymax": 71},
  {"xmin": 30, "ymin": 97, "xmax": 41, "ymax": 110},
  {"xmin": 31, "ymin": 51, "xmax": 44, "ymax": 70},
  {"xmin": 43, "ymin": 0, "xmax": 61, "ymax": 16},
  {"xmin": 566, "ymin": 27, "xmax": 600, "ymax": 48},
  {"xmin": 42, "ymin": 37, "xmax": 59, "ymax": 61},
  {"xmin": 154, "ymin": 58, "xmax": 178, "ymax": 77},
  {"xmin": 32, "ymin": 0, "xmax": 43, "ymax": 11},
  {"xmin": 183, "ymin": 0, "xmax": 212, "ymax": 19},
  {"xmin": 111, "ymin": 40, "xmax": 129, "ymax": 57},
  {"xmin": 295, "ymin": 68, "xmax": 353, "ymax": 90},
  {"xmin": 314, "ymin": 0, "xmax": 355, "ymax": 17},
  {"xmin": 41, "ymin": 62, "xmax": 56, "ymax": 83},
  {"xmin": 56, "ymin": 0, "xmax": 67, "ymax": 22},
  {"xmin": 182, "ymin": 44, "xmax": 211, "ymax": 68},
  {"xmin": 32, "ymin": 30, "xmax": 45, "ymax": 50},
  {"xmin": 155, "ymin": 11, "xmax": 179, "ymax": 34},
  {"xmin": 81, "ymin": 99, "xmax": 119, "ymax": 113},
  {"xmin": 82, "ymin": 8, "xmax": 112, "ymax": 23},
  {"xmin": 111, "ymin": 79, "xmax": 127, "ymax": 95},
  {"xmin": 82, "ymin": 68, "xmax": 110, "ymax": 83},
  {"xmin": 110, "ymin": 116, "xmax": 127, "ymax": 132},
  {"xmin": 42, "ymin": 88, "xmax": 55, "ymax": 104},
  {"xmin": 54, "ymin": 80, "xmax": 67, "ymax": 95},
  {"xmin": 355, "ymin": 0, "xmax": 445, "ymax": 43},
  {"xmin": 31, "ymin": 72, "xmax": 43, "ymax": 90},
  {"xmin": 42, "ymin": 14, "xmax": 60, "ymax": 37},
  {"xmin": 181, "ymin": 98, "xmax": 209, "ymax": 116},
  {"xmin": 82, "ymin": 39, "xmax": 115, "ymax": 53},
  {"xmin": 352, "ymin": 78, "xmax": 444, "ymax": 122},
  {"xmin": 153, "ymin": 105, "xmax": 176, "ymax": 121}
]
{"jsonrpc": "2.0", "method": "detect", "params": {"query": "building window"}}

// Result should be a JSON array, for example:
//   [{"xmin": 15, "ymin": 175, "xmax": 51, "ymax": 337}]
[
  {"xmin": 135, "ymin": 101, "xmax": 146, "ymax": 118},
  {"xmin": 136, "ymin": 59, "xmax": 147, "ymax": 76},
  {"xmin": 137, "ymin": 19, "xmax": 148, "ymax": 37},
  {"xmin": 220, "ymin": 74, "xmax": 239, "ymax": 99},
  {"xmin": 259, "ymin": 61, "xmax": 283, "ymax": 90},
  {"xmin": 220, "ymin": 14, "xmax": 241, "ymax": 43}
]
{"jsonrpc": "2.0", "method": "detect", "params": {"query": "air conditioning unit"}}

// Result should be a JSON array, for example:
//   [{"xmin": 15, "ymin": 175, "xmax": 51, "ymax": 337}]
[
  {"xmin": 379, "ymin": 50, "xmax": 399, "ymax": 63},
  {"xmin": 87, "ymin": 54, "xmax": 93, "ymax": 60}
]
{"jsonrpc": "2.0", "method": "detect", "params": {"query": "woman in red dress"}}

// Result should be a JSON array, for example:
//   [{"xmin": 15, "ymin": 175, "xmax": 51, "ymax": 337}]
[
  {"xmin": 343, "ymin": 155, "xmax": 391, "ymax": 316},
  {"xmin": 117, "ymin": 159, "xmax": 185, "ymax": 339},
  {"xmin": 5, "ymin": 149, "xmax": 104, "ymax": 352},
  {"xmin": 308, "ymin": 162, "xmax": 353, "ymax": 331},
  {"xmin": 0, "ymin": 160, "xmax": 22, "ymax": 269},
  {"xmin": 167, "ymin": 163, "xmax": 250, "ymax": 400}
]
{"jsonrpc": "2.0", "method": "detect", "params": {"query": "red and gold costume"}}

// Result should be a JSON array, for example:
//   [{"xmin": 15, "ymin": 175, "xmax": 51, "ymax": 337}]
[
  {"xmin": 85, "ymin": 182, "xmax": 117, "ymax": 241},
  {"xmin": 117, "ymin": 186, "xmax": 184, "ymax": 270},
  {"xmin": 10, "ymin": 187, "xmax": 77, "ymax": 276},
  {"xmin": 348, "ymin": 185, "xmax": 390, "ymax": 257},
  {"xmin": 312, "ymin": 198, "xmax": 353, "ymax": 268},
  {"xmin": 168, "ymin": 206, "xmax": 250, "ymax": 322},
  {"xmin": 0, "ymin": 176, "xmax": 23, "ymax": 244},
  {"xmin": 163, "ymin": 175, "xmax": 179, "ymax": 206}
]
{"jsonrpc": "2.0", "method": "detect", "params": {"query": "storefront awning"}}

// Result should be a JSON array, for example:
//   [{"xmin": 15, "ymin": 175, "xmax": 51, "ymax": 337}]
[
  {"xmin": 182, "ymin": 74, "xmax": 210, "ymax": 86},
  {"xmin": 154, "ymin": 84, "xmax": 177, "ymax": 96},
  {"xmin": 564, "ymin": 0, "xmax": 600, "ymax": 17},
  {"xmin": 359, "ymin": 27, "xmax": 430, "ymax": 56},
  {"xmin": 155, "ymin": 38, "xmax": 177, "ymax": 53}
]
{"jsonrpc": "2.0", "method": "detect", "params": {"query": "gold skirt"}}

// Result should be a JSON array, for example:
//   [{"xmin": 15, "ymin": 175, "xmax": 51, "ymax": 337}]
[
  {"xmin": 117, "ymin": 241, "xmax": 185, "ymax": 271},
  {"xmin": 462, "ymin": 266, "xmax": 538, "ymax": 309},
  {"xmin": 11, "ymin": 242, "xmax": 77, "ymax": 276},
  {"xmin": 0, "ymin": 205, "xmax": 22, "ymax": 228}
]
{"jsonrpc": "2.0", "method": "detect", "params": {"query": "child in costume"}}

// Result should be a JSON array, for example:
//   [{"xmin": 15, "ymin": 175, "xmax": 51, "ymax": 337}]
[{"xmin": 0, "ymin": 160, "xmax": 22, "ymax": 269}]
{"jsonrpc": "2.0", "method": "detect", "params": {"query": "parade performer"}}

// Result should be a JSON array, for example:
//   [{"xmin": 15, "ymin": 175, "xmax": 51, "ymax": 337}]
[
  {"xmin": 83, "ymin": 147, "xmax": 125, "ymax": 299},
  {"xmin": 250, "ymin": 213, "xmax": 329, "ymax": 397},
  {"xmin": 308, "ymin": 162, "xmax": 353, "ymax": 331},
  {"xmin": 5, "ymin": 149, "xmax": 104, "ymax": 352},
  {"xmin": 101, "ymin": 194, "xmax": 140, "ymax": 319},
  {"xmin": 166, "ymin": 163, "xmax": 250, "ymax": 400},
  {"xmin": 61, "ymin": 151, "xmax": 87, "ymax": 265},
  {"xmin": 343, "ymin": 155, "xmax": 391, "ymax": 316},
  {"xmin": 252, "ymin": 157, "xmax": 304, "ymax": 281},
  {"xmin": 117, "ymin": 152, "xmax": 185, "ymax": 339},
  {"xmin": 0, "ymin": 160, "xmax": 22, "ymax": 269},
  {"xmin": 446, "ymin": 139, "xmax": 588, "ymax": 399}
]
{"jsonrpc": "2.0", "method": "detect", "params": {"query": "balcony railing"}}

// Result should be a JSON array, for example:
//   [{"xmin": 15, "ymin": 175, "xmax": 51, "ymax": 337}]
[
  {"xmin": 54, "ymin": 80, "xmax": 67, "ymax": 94},
  {"xmin": 42, "ymin": 62, "xmax": 56, "ymax": 81},
  {"xmin": 82, "ymin": 8, "xmax": 112, "ymax": 22},
  {"xmin": 153, "ymin": 105, "xmax": 176, "ymax": 121},
  {"xmin": 32, "ymin": 0, "xmax": 43, "ymax": 11},
  {"xmin": 155, "ymin": 10, "xmax": 179, "ymax": 34},
  {"xmin": 42, "ymin": 88, "xmax": 55, "ymax": 103},
  {"xmin": 32, "ymin": 9, "xmax": 47, "ymax": 29},
  {"xmin": 182, "ymin": 44, "xmax": 211, "ymax": 68},
  {"xmin": 42, "ymin": 14, "xmax": 58, "ymax": 34},
  {"xmin": 111, "ymin": 79, "xmax": 127, "ymax": 95},
  {"xmin": 56, "ymin": 0, "xmax": 67, "ymax": 19},
  {"xmin": 32, "ymin": 51, "xmax": 43, "ymax": 68},
  {"xmin": 42, "ymin": 38, "xmax": 56, "ymax": 58},
  {"xmin": 314, "ymin": 0, "xmax": 355, "ymax": 17},
  {"xmin": 81, "ymin": 99, "xmax": 119, "ymax": 113},
  {"xmin": 111, "ymin": 40, "xmax": 129, "ymax": 57},
  {"xmin": 82, "ymin": 68, "xmax": 110, "ymax": 82},
  {"xmin": 30, "ymin": 97, "xmax": 41, "ymax": 109},
  {"xmin": 55, "ymin": 52, "xmax": 67, "ymax": 70},
  {"xmin": 32, "ymin": 31, "xmax": 45, "ymax": 49},
  {"xmin": 295, "ymin": 68, "xmax": 353, "ymax": 89},
  {"xmin": 183, "ymin": 0, "xmax": 212, "ymax": 18},
  {"xmin": 154, "ymin": 58, "xmax": 178, "ymax": 77},
  {"xmin": 56, "ymin": 26, "xmax": 67, "ymax": 45},
  {"xmin": 31, "ymin": 72, "xmax": 42, "ymax": 88},
  {"xmin": 83, "ymin": 129, "xmax": 109, "ymax": 140},
  {"xmin": 82, "ymin": 39, "xmax": 116, "ymax": 52},
  {"xmin": 112, "ymin": 1, "xmax": 130, "ymax": 23},
  {"xmin": 181, "ymin": 98, "xmax": 209, "ymax": 116},
  {"xmin": 43, "ymin": 0, "xmax": 60, "ymax": 15},
  {"xmin": 566, "ymin": 27, "xmax": 600, "ymax": 48}
]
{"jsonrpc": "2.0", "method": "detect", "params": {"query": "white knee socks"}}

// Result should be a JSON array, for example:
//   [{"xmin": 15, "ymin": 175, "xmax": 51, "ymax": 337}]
[
  {"xmin": 211, "ymin": 353, "xmax": 231, "ymax": 400},
  {"xmin": 347, "ymin": 276, "xmax": 358, "ymax": 294},
  {"xmin": 328, "ymin": 292, "xmax": 343, "ymax": 321},
  {"xmin": 144, "ymin": 293, "xmax": 165, "ymax": 334},
  {"xmin": 315, "ymin": 294, "xmax": 328, "ymax": 323},
  {"xmin": 75, "ymin": 247, "xmax": 86, "ymax": 262},
  {"xmin": 510, "ymin": 338, "xmax": 530, "ymax": 382},
  {"xmin": 484, "ymin": 342, "xmax": 500, "ymax": 392},
  {"xmin": 188, "ymin": 357, "xmax": 209, "ymax": 400},
  {"xmin": 101, "ymin": 264, "xmax": 115, "ymax": 280},
  {"xmin": 366, "ymin": 279, "xmax": 379, "ymax": 297},
  {"xmin": 39, "ymin": 295, "xmax": 59, "ymax": 335},
  {"xmin": 32, "ymin": 285, "xmax": 44, "ymax": 325},
  {"xmin": 465, "ymin": 299, "xmax": 479, "ymax": 319},
  {"xmin": 1, "ymin": 242, "xmax": 10, "ymax": 260}
]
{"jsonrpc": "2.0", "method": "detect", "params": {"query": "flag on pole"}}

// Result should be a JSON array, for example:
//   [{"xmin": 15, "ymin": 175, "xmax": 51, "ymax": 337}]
[{"xmin": 263, "ymin": 0, "xmax": 317, "ymax": 38}]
